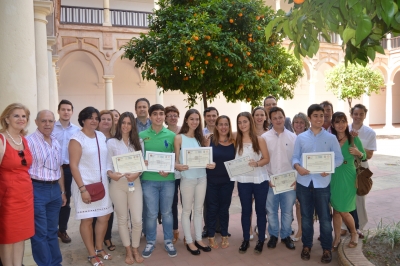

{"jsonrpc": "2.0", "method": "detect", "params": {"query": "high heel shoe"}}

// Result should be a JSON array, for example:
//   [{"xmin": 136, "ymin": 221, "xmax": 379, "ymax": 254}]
[
  {"xmin": 332, "ymin": 239, "xmax": 342, "ymax": 252},
  {"xmin": 186, "ymin": 244, "xmax": 200, "ymax": 255},
  {"xmin": 208, "ymin": 236, "xmax": 219, "ymax": 249}
]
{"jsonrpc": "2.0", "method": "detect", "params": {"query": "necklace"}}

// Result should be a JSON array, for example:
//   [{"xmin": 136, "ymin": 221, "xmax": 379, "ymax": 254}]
[
  {"xmin": 338, "ymin": 135, "xmax": 346, "ymax": 142},
  {"xmin": 6, "ymin": 130, "xmax": 22, "ymax": 146},
  {"xmin": 219, "ymin": 138, "xmax": 228, "ymax": 143}
]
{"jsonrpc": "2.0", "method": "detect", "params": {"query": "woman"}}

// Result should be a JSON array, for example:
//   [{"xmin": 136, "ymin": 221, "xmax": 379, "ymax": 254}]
[
  {"xmin": 174, "ymin": 109, "xmax": 215, "ymax": 255},
  {"xmin": 291, "ymin": 112, "xmax": 310, "ymax": 242},
  {"xmin": 110, "ymin": 109, "xmax": 120, "ymax": 126},
  {"xmin": 93, "ymin": 110, "xmax": 115, "ymax": 252},
  {"xmin": 69, "ymin": 107, "xmax": 113, "ymax": 266},
  {"xmin": 0, "ymin": 103, "xmax": 34, "ymax": 266},
  {"xmin": 331, "ymin": 112, "xmax": 365, "ymax": 250},
  {"xmin": 233, "ymin": 112, "xmax": 270, "ymax": 254},
  {"xmin": 165, "ymin": 105, "xmax": 181, "ymax": 244},
  {"xmin": 205, "ymin": 115, "xmax": 235, "ymax": 249},
  {"xmin": 106, "ymin": 112, "xmax": 144, "ymax": 264}
]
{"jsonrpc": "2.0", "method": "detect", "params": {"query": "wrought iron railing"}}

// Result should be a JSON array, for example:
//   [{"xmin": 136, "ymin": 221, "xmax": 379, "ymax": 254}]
[{"xmin": 110, "ymin": 9, "xmax": 152, "ymax": 28}]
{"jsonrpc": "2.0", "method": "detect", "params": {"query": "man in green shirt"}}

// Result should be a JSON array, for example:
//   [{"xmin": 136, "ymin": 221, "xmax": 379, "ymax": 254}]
[{"xmin": 139, "ymin": 104, "xmax": 177, "ymax": 259}]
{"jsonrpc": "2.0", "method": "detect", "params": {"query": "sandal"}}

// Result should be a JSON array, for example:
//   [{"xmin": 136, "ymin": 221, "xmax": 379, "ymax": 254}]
[
  {"xmin": 221, "ymin": 236, "xmax": 229, "ymax": 249},
  {"xmin": 332, "ymin": 239, "xmax": 342, "ymax": 252},
  {"xmin": 208, "ymin": 236, "xmax": 219, "ymax": 249},
  {"xmin": 172, "ymin": 230, "xmax": 179, "ymax": 244},
  {"xmin": 132, "ymin": 248, "xmax": 144, "ymax": 264},
  {"xmin": 348, "ymin": 233, "xmax": 358, "ymax": 248},
  {"xmin": 88, "ymin": 255, "xmax": 103, "ymax": 266},
  {"xmin": 104, "ymin": 239, "xmax": 116, "ymax": 251},
  {"xmin": 95, "ymin": 249, "xmax": 112, "ymax": 260},
  {"xmin": 357, "ymin": 229, "xmax": 365, "ymax": 239}
]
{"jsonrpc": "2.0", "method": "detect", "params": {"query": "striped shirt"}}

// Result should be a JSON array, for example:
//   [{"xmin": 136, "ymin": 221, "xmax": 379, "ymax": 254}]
[{"xmin": 27, "ymin": 129, "xmax": 62, "ymax": 181}]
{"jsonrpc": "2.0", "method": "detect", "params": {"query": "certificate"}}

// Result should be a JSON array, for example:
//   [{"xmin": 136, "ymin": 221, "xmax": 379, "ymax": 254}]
[
  {"xmin": 224, "ymin": 156, "xmax": 254, "ymax": 178},
  {"xmin": 270, "ymin": 170, "xmax": 297, "ymax": 194},
  {"xmin": 145, "ymin": 151, "xmax": 175, "ymax": 172},
  {"xmin": 112, "ymin": 151, "xmax": 146, "ymax": 174},
  {"xmin": 302, "ymin": 152, "xmax": 335, "ymax": 173},
  {"xmin": 182, "ymin": 147, "xmax": 213, "ymax": 168}
]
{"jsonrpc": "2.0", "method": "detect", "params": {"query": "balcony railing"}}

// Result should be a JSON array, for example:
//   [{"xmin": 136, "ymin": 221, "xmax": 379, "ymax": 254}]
[
  {"xmin": 381, "ymin": 36, "xmax": 400, "ymax": 49},
  {"xmin": 60, "ymin": 6, "xmax": 151, "ymax": 28}
]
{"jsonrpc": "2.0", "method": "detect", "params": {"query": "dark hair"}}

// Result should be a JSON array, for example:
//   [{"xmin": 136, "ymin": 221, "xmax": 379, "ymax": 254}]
[
  {"xmin": 307, "ymin": 104, "xmax": 324, "ymax": 117},
  {"xmin": 350, "ymin": 104, "xmax": 368, "ymax": 115},
  {"xmin": 113, "ymin": 112, "xmax": 142, "ymax": 152},
  {"xmin": 320, "ymin": 101, "xmax": 333, "ymax": 112},
  {"xmin": 58, "ymin": 99, "xmax": 73, "ymax": 111},
  {"xmin": 148, "ymin": 104, "xmax": 164, "ymax": 116},
  {"xmin": 331, "ymin": 112, "xmax": 352, "ymax": 145},
  {"xmin": 263, "ymin": 95, "xmax": 276, "ymax": 106},
  {"xmin": 252, "ymin": 107, "xmax": 268, "ymax": 131},
  {"xmin": 78, "ymin": 106, "xmax": 100, "ymax": 127},
  {"xmin": 269, "ymin": 106, "xmax": 286, "ymax": 120},
  {"xmin": 135, "ymin": 98, "xmax": 150, "ymax": 109},
  {"xmin": 236, "ymin": 112, "xmax": 260, "ymax": 155},
  {"xmin": 203, "ymin": 106, "xmax": 219, "ymax": 116},
  {"xmin": 178, "ymin": 109, "xmax": 204, "ymax": 146},
  {"xmin": 212, "ymin": 115, "xmax": 235, "ymax": 146},
  {"xmin": 165, "ymin": 105, "xmax": 180, "ymax": 116},
  {"xmin": 109, "ymin": 109, "xmax": 120, "ymax": 116}
]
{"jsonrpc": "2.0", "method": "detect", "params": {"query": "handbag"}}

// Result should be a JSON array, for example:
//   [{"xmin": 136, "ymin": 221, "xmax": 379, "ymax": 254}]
[
  {"xmin": 85, "ymin": 132, "xmax": 105, "ymax": 202},
  {"xmin": 351, "ymin": 138, "xmax": 373, "ymax": 196}
]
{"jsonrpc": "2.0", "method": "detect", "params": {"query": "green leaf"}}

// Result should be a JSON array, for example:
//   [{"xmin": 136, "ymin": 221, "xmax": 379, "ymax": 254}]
[
  {"xmin": 343, "ymin": 27, "xmax": 356, "ymax": 44},
  {"xmin": 367, "ymin": 47, "xmax": 376, "ymax": 61},
  {"xmin": 373, "ymin": 45, "xmax": 385, "ymax": 54},
  {"xmin": 348, "ymin": 0, "xmax": 360, "ymax": 8},
  {"xmin": 380, "ymin": 0, "xmax": 396, "ymax": 25},
  {"xmin": 265, "ymin": 17, "xmax": 285, "ymax": 41},
  {"xmin": 355, "ymin": 15, "xmax": 373, "ymax": 45},
  {"xmin": 283, "ymin": 20, "xmax": 293, "ymax": 40}
]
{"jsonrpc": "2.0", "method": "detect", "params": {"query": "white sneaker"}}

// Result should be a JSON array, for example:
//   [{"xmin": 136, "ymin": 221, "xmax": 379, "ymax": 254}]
[{"xmin": 250, "ymin": 234, "xmax": 254, "ymax": 240}]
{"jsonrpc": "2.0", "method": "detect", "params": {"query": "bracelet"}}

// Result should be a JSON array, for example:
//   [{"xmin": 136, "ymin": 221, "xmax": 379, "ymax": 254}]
[
  {"xmin": 80, "ymin": 189, "xmax": 87, "ymax": 194},
  {"xmin": 61, "ymin": 191, "xmax": 66, "ymax": 195},
  {"xmin": 78, "ymin": 185, "xmax": 85, "ymax": 189},
  {"xmin": 256, "ymin": 162, "xmax": 259, "ymax": 167}
]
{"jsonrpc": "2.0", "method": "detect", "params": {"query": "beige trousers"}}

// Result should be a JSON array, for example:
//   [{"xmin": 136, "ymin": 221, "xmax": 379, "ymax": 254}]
[{"xmin": 109, "ymin": 177, "xmax": 143, "ymax": 248}]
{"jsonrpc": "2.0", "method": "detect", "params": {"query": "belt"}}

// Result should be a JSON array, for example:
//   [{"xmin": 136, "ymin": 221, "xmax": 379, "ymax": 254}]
[
  {"xmin": 62, "ymin": 164, "xmax": 70, "ymax": 168},
  {"xmin": 361, "ymin": 159, "xmax": 367, "ymax": 162},
  {"xmin": 31, "ymin": 179, "xmax": 59, "ymax": 184}
]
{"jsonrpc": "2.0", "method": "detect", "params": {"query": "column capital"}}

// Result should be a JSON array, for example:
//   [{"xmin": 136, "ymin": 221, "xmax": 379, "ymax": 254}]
[
  {"xmin": 47, "ymin": 36, "xmax": 56, "ymax": 47},
  {"xmin": 52, "ymin": 55, "xmax": 59, "ymax": 65},
  {"xmin": 34, "ymin": 0, "xmax": 53, "ymax": 22},
  {"xmin": 103, "ymin": 75, "xmax": 115, "ymax": 80}
]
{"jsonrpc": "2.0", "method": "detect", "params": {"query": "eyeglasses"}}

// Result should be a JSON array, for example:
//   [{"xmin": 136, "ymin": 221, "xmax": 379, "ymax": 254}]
[
  {"xmin": 166, "ymin": 115, "xmax": 179, "ymax": 119},
  {"xmin": 43, "ymin": 152, "xmax": 58, "ymax": 171},
  {"xmin": 18, "ymin": 150, "xmax": 27, "ymax": 166}
]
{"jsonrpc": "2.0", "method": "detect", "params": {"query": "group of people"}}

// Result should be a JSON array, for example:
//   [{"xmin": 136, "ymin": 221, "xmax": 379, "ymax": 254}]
[{"xmin": 0, "ymin": 95, "xmax": 376, "ymax": 266}]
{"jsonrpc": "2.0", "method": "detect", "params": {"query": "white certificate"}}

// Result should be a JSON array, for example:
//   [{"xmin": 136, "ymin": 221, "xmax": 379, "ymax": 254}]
[
  {"xmin": 145, "ymin": 151, "xmax": 175, "ymax": 172},
  {"xmin": 270, "ymin": 170, "xmax": 297, "ymax": 194},
  {"xmin": 224, "ymin": 156, "xmax": 254, "ymax": 178},
  {"xmin": 112, "ymin": 151, "xmax": 146, "ymax": 174},
  {"xmin": 182, "ymin": 147, "xmax": 213, "ymax": 168},
  {"xmin": 302, "ymin": 152, "xmax": 335, "ymax": 173}
]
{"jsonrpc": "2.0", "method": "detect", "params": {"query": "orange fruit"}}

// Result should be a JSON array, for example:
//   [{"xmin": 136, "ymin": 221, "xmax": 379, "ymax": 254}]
[
  {"xmin": 256, "ymin": 16, "xmax": 260, "ymax": 20},
  {"xmin": 194, "ymin": 13, "xmax": 197, "ymax": 16},
  {"xmin": 190, "ymin": 56, "xmax": 194, "ymax": 61},
  {"xmin": 229, "ymin": 19, "xmax": 234, "ymax": 23},
  {"xmin": 186, "ymin": 62, "xmax": 190, "ymax": 67},
  {"xmin": 238, "ymin": 13, "xmax": 243, "ymax": 17},
  {"xmin": 267, "ymin": 69, "xmax": 272, "ymax": 74},
  {"xmin": 247, "ymin": 98, "xmax": 251, "ymax": 102},
  {"xmin": 246, "ymin": 52, "xmax": 251, "ymax": 56},
  {"xmin": 293, "ymin": 0, "xmax": 305, "ymax": 4},
  {"xmin": 215, "ymin": 56, "xmax": 218, "ymax": 59},
  {"xmin": 205, "ymin": 35, "xmax": 211, "ymax": 40},
  {"xmin": 248, "ymin": 63, "xmax": 253, "ymax": 68},
  {"xmin": 187, "ymin": 47, "xmax": 191, "ymax": 51},
  {"xmin": 248, "ymin": 33, "xmax": 252, "ymax": 37},
  {"xmin": 248, "ymin": 38, "xmax": 252, "ymax": 42},
  {"xmin": 225, "ymin": 58, "xmax": 229, "ymax": 62},
  {"xmin": 174, "ymin": 67, "xmax": 177, "ymax": 71},
  {"xmin": 271, "ymin": 42, "xmax": 275, "ymax": 46},
  {"xmin": 201, "ymin": 69, "xmax": 205, "ymax": 74},
  {"xmin": 205, "ymin": 60, "xmax": 209, "ymax": 64},
  {"xmin": 257, "ymin": 26, "xmax": 261, "ymax": 30},
  {"xmin": 207, "ymin": 52, "xmax": 211, "ymax": 56},
  {"xmin": 193, "ymin": 36, "xmax": 199, "ymax": 41}
]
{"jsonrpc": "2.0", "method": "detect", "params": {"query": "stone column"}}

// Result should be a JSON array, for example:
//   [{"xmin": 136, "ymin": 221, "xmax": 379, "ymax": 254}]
[
  {"xmin": 0, "ymin": 0, "xmax": 37, "ymax": 133},
  {"xmin": 47, "ymin": 37, "xmax": 58, "ymax": 114},
  {"xmin": 34, "ymin": 0, "xmax": 53, "ymax": 111},
  {"xmin": 387, "ymin": 33, "xmax": 392, "ymax": 50},
  {"xmin": 156, "ymin": 87, "xmax": 164, "ymax": 105},
  {"xmin": 103, "ymin": 0, "xmax": 112, "ymax": 26},
  {"xmin": 362, "ymin": 93, "xmax": 370, "ymax": 126},
  {"xmin": 275, "ymin": 0, "xmax": 280, "ymax": 10},
  {"xmin": 104, "ymin": 75, "xmax": 115, "ymax": 109},
  {"xmin": 384, "ymin": 82, "xmax": 394, "ymax": 129}
]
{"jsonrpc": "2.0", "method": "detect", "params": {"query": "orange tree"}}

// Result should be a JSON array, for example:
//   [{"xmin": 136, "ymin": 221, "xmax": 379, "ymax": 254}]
[{"xmin": 122, "ymin": 0, "xmax": 303, "ymax": 108}]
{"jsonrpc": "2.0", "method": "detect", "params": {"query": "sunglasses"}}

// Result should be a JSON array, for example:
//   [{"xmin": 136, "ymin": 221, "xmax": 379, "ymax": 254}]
[{"xmin": 18, "ymin": 150, "xmax": 27, "ymax": 166}]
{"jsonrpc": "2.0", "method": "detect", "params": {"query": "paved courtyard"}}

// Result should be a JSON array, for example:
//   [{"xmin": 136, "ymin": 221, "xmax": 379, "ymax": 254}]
[{"xmin": 23, "ymin": 138, "xmax": 400, "ymax": 266}]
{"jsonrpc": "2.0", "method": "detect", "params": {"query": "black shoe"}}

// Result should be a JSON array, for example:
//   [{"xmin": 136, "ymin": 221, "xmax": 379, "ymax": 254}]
[
  {"xmin": 186, "ymin": 244, "xmax": 200, "ymax": 255},
  {"xmin": 321, "ymin": 249, "xmax": 332, "ymax": 264},
  {"xmin": 301, "ymin": 247, "xmax": 311, "ymax": 261},
  {"xmin": 254, "ymin": 240, "xmax": 264, "ymax": 254},
  {"xmin": 195, "ymin": 241, "xmax": 211, "ymax": 252},
  {"xmin": 267, "ymin": 235, "xmax": 278, "ymax": 249},
  {"xmin": 202, "ymin": 230, "xmax": 208, "ymax": 238},
  {"xmin": 281, "ymin": 236, "xmax": 295, "ymax": 250},
  {"xmin": 238, "ymin": 240, "xmax": 250, "ymax": 254}
]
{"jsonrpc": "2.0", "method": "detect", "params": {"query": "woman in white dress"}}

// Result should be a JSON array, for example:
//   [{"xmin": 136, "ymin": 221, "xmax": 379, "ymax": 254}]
[
  {"xmin": 69, "ymin": 107, "xmax": 113, "ymax": 266},
  {"xmin": 106, "ymin": 112, "xmax": 144, "ymax": 265}
]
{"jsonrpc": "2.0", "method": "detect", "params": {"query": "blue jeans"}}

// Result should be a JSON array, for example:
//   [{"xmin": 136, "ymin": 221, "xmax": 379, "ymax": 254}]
[
  {"xmin": 266, "ymin": 187, "xmax": 296, "ymax": 238},
  {"xmin": 296, "ymin": 181, "xmax": 332, "ymax": 250},
  {"xmin": 206, "ymin": 181, "xmax": 234, "ymax": 237},
  {"xmin": 238, "ymin": 181, "xmax": 269, "ymax": 241},
  {"xmin": 31, "ymin": 181, "xmax": 63, "ymax": 266},
  {"xmin": 142, "ymin": 180, "xmax": 175, "ymax": 244}
]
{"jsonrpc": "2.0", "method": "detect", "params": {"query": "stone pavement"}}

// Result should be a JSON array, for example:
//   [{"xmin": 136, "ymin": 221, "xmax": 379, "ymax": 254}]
[{"xmin": 23, "ymin": 138, "xmax": 400, "ymax": 266}]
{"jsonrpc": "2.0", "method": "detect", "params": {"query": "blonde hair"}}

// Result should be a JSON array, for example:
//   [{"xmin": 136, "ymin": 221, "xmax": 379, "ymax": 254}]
[
  {"xmin": 97, "ymin": 110, "xmax": 116, "ymax": 137},
  {"xmin": 0, "ymin": 103, "xmax": 30, "ymax": 136}
]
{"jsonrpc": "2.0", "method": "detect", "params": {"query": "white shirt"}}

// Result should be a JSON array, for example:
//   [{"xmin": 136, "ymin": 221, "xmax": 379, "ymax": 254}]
[
  {"xmin": 349, "ymin": 124, "xmax": 377, "ymax": 151},
  {"xmin": 106, "ymin": 138, "xmax": 144, "ymax": 172},
  {"xmin": 262, "ymin": 128, "xmax": 297, "ymax": 176}
]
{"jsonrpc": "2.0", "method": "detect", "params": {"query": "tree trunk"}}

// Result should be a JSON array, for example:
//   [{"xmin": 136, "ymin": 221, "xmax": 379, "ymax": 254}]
[
  {"xmin": 202, "ymin": 87, "xmax": 208, "ymax": 109},
  {"xmin": 347, "ymin": 98, "xmax": 352, "ymax": 109}
]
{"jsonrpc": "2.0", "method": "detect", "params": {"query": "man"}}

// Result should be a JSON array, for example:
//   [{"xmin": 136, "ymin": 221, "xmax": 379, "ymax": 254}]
[
  {"xmin": 264, "ymin": 96, "xmax": 293, "ymax": 132},
  {"xmin": 135, "ymin": 98, "xmax": 152, "ymax": 132},
  {"xmin": 52, "ymin": 99, "xmax": 80, "ymax": 243},
  {"xmin": 203, "ymin": 107, "xmax": 218, "ymax": 135},
  {"xmin": 27, "ymin": 110, "xmax": 67, "ymax": 266},
  {"xmin": 292, "ymin": 104, "xmax": 343, "ymax": 264},
  {"xmin": 262, "ymin": 107, "xmax": 297, "ymax": 250},
  {"xmin": 347, "ymin": 104, "xmax": 377, "ymax": 236},
  {"xmin": 320, "ymin": 101, "xmax": 333, "ymax": 132},
  {"xmin": 139, "ymin": 104, "xmax": 177, "ymax": 258}
]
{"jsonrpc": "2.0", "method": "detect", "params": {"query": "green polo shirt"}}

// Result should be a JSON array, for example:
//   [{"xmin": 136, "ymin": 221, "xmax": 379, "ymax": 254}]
[{"xmin": 140, "ymin": 126, "xmax": 175, "ymax": 181}]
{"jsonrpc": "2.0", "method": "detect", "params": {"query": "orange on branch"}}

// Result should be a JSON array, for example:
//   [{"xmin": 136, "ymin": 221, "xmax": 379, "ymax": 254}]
[
  {"xmin": 204, "ymin": 60, "xmax": 209, "ymax": 64},
  {"xmin": 267, "ymin": 69, "xmax": 272, "ymax": 74},
  {"xmin": 190, "ymin": 56, "xmax": 194, "ymax": 61},
  {"xmin": 293, "ymin": 0, "xmax": 305, "ymax": 4},
  {"xmin": 187, "ymin": 47, "xmax": 191, "ymax": 51},
  {"xmin": 246, "ymin": 52, "xmax": 251, "ymax": 56},
  {"xmin": 238, "ymin": 13, "xmax": 243, "ymax": 17},
  {"xmin": 205, "ymin": 35, "xmax": 211, "ymax": 40},
  {"xmin": 207, "ymin": 52, "xmax": 211, "ymax": 57},
  {"xmin": 193, "ymin": 36, "xmax": 199, "ymax": 41},
  {"xmin": 248, "ymin": 33, "xmax": 252, "ymax": 37},
  {"xmin": 225, "ymin": 58, "xmax": 229, "ymax": 62},
  {"xmin": 174, "ymin": 67, "xmax": 177, "ymax": 71},
  {"xmin": 229, "ymin": 19, "xmax": 234, "ymax": 23},
  {"xmin": 186, "ymin": 62, "xmax": 191, "ymax": 67}
]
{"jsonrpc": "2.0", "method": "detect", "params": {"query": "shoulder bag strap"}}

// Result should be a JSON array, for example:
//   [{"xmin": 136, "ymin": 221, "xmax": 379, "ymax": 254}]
[
  {"xmin": 94, "ymin": 132, "xmax": 102, "ymax": 183},
  {"xmin": 0, "ymin": 133, "xmax": 5, "ymax": 164}
]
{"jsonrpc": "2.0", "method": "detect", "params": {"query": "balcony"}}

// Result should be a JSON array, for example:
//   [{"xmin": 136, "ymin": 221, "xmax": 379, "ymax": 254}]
[{"xmin": 60, "ymin": 6, "xmax": 152, "ymax": 28}]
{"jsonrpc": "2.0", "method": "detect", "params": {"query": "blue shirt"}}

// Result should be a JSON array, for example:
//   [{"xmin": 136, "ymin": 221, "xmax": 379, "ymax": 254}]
[
  {"xmin": 136, "ymin": 118, "xmax": 152, "ymax": 133},
  {"xmin": 292, "ymin": 128, "xmax": 343, "ymax": 188},
  {"xmin": 206, "ymin": 139, "xmax": 235, "ymax": 184},
  {"xmin": 52, "ymin": 120, "xmax": 80, "ymax": 164}
]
